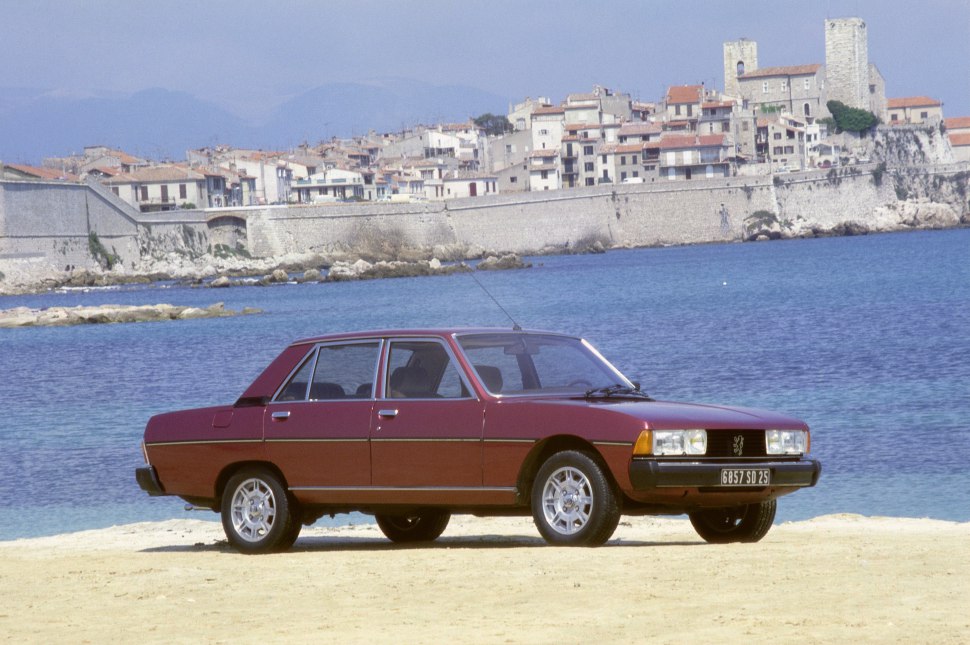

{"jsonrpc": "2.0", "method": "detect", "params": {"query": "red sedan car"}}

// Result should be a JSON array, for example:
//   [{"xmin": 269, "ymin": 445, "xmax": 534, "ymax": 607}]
[{"xmin": 137, "ymin": 329, "xmax": 820, "ymax": 553}]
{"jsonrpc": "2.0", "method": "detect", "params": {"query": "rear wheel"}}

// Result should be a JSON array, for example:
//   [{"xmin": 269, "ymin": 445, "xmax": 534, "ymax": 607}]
[
  {"xmin": 221, "ymin": 468, "xmax": 299, "ymax": 554},
  {"xmin": 375, "ymin": 510, "xmax": 451, "ymax": 543},
  {"xmin": 688, "ymin": 500, "xmax": 777, "ymax": 544},
  {"xmin": 531, "ymin": 450, "xmax": 620, "ymax": 546}
]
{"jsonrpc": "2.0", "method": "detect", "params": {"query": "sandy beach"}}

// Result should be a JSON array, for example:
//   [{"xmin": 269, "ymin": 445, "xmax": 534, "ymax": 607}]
[{"xmin": 0, "ymin": 514, "xmax": 966, "ymax": 644}]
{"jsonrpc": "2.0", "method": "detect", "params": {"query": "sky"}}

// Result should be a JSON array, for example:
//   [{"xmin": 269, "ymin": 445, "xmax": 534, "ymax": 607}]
[{"xmin": 1, "ymin": 0, "xmax": 968, "ymax": 121}]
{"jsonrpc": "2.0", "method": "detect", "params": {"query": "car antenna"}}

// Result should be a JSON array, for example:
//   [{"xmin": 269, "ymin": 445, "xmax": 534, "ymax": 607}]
[{"xmin": 469, "ymin": 271, "xmax": 522, "ymax": 330}]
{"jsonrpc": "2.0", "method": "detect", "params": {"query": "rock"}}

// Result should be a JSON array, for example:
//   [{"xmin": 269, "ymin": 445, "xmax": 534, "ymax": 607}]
[
  {"xmin": 209, "ymin": 276, "xmax": 231, "ymax": 288},
  {"xmin": 302, "ymin": 268, "xmax": 322, "ymax": 282},
  {"xmin": 271, "ymin": 269, "xmax": 290, "ymax": 283},
  {"xmin": 477, "ymin": 254, "xmax": 530, "ymax": 271},
  {"xmin": 429, "ymin": 258, "xmax": 442, "ymax": 270},
  {"xmin": 0, "ymin": 303, "xmax": 259, "ymax": 328}
]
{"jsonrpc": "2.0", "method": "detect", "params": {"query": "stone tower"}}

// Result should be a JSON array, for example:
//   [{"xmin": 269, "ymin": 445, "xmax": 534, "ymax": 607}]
[
  {"xmin": 825, "ymin": 17, "xmax": 870, "ymax": 111},
  {"xmin": 723, "ymin": 38, "xmax": 758, "ymax": 99}
]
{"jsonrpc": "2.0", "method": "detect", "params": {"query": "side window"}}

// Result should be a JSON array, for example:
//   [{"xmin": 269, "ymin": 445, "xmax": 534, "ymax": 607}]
[
  {"xmin": 459, "ymin": 346, "xmax": 525, "ymax": 394},
  {"xmin": 274, "ymin": 342, "xmax": 379, "ymax": 402},
  {"xmin": 275, "ymin": 353, "xmax": 315, "ymax": 401},
  {"xmin": 386, "ymin": 341, "xmax": 469, "ymax": 399},
  {"xmin": 310, "ymin": 342, "xmax": 380, "ymax": 399}
]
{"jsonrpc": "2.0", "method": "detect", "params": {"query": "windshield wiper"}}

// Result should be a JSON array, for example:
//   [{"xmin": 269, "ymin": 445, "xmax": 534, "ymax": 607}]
[{"xmin": 584, "ymin": 384, "xmax": 653, "ymax": 400}]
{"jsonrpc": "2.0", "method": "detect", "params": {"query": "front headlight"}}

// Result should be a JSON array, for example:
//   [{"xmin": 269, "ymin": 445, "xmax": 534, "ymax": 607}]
[
  {"xmin": 766, "ymin": 429, "xmax": 809, "ymax": 455},
  {"xmin": 635, "ymin": 429, "xmax": 707, "ymax": 456}
]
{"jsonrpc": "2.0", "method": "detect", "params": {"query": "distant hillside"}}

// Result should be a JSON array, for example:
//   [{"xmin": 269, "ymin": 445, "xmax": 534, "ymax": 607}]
[{"xmin": 0, "ymin": 80, "xmax": 508, "ymax": 164}]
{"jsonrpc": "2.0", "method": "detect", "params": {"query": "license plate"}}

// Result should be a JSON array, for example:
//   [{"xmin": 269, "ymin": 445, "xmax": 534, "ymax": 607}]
[{"xmin": 720, "ymin": 468, "xmax": 770, "ymax": 486}]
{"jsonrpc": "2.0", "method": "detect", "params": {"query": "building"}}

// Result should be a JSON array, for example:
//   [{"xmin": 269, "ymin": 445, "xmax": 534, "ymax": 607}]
[
  {"xmin": 291, "ymin": 168, "xmax": 367, "ymax": 203},
  {"xmin": 664, "ymin": 85, "xmax": 705, "ymax": 128},
  {"xmin": 723, "ymin": 38, "xmax": 759, "ymax": 99},
  {"xmin": 737, "ymin": 64, "xmax": 826, "ymax": 120},
  {"xmin": 887, "ymin": 97, "xmax": 944, "ymax": 125},
  {"xmin": 527, "ymin": 149, "xmax": 561, "ymax": 191},
  {"xmin": 104, "ymin": 165, "xmax": 208, "ymax": 211},
  {"xmin": 659, "ymin": 134, "xmax": 731, "ymax": 181},
  {"xmin": 945, "ymin": 117, "xmax": 970, "ymax": 162},
  {"xmin": 825, "ymin": 17, "xmax": 870, "ymax": 112}
]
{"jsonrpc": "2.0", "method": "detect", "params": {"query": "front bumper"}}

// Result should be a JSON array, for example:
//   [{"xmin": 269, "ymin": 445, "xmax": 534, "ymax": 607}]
[
  {"xmin": 629, "ymin": 458, "xmax": 821, "ymax": 489},
  {"xmin": 136, "ymin": 466, "xmax": 166, "ymax": 496}
]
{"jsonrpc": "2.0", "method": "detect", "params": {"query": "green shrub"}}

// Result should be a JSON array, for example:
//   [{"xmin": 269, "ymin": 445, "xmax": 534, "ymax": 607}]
[{"xmin": 826, "ymin": 100, "xmax": 878, "ymax": 133}]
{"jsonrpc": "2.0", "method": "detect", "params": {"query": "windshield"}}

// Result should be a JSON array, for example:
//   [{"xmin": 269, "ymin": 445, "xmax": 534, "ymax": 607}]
[{"xmin": 456, "ymin": 333, "xmax": 634, "ymax": 396}]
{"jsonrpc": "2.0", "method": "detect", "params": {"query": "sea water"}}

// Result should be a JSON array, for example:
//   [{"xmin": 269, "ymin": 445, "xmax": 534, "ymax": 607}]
[{"xmin": 1, "ymin": 228, "xmax": 968, "ymax": 540}]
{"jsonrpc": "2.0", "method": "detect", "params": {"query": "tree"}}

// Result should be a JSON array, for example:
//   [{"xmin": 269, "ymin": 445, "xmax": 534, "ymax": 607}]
[
  {"xmin": 473, "ymin": 113, "xmax": 513, "ymax": 137},
  {"xmin": 826, "ymin": 100, "xmax": 879, "ymax": 134}
]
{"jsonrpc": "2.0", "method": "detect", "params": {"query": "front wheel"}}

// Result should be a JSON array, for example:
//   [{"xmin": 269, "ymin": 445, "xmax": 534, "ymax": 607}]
[
  {"xmin": 531, "ymin": 450, "xmax": 620, "ymax": 546},
  {"xmin": 375, "ymin": 510, "xmax": 451, "ymax": 543},
  {"xmin": 688, "ymin": 500, "xmax": 777, "ymax": 544},
  {"xmin": 221, "ymin": 468, "xmax": 299, "ymax": 554}
]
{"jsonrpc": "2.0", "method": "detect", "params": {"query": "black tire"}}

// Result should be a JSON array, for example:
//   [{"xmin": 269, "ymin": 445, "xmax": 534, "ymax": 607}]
[
  {"xmin": 221, "ymin": 468, "xmax": 299, "ymax": 554},
  {"xmin": 375, "ymin": 510, "xmax": 451, "ymax": 543},
  {"xmin": 531, "ymin": 450, "xmax": 620, "ymax": 546},
  {"xmin": 688, "ymin": 499, "xmax": 777, "ymax": 544}
]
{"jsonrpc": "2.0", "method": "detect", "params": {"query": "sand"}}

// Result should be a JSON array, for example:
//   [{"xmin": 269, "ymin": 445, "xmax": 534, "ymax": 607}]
[{"xmin": 0, "ymin": 514, "xmax": 966, "ymax": 644}]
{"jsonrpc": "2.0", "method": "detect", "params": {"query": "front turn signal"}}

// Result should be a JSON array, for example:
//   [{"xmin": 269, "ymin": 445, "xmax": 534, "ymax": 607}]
[{"xmin": 633, "ymin": 430, "xmax": 653, "ymax": 456}]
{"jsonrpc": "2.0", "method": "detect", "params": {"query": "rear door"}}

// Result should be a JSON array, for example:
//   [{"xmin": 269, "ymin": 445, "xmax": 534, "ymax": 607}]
[{"xmin": 264, "ymin": 340, "xmax": 380, "ymax": 489}]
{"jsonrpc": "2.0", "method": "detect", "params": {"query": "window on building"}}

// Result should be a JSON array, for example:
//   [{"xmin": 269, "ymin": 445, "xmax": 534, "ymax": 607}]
[
  {"xmin": 179, "ymin": 183, "xmax": 187, "ymax": 199},
  {"xmin": 675, "ymin": 105, "xmax": 682, "ymax": 116},
  {"xmin": 584, "ymin": 162, "xmax": 594, "ymax": 172},
  {"xmin": 891, "ymin": 114, "xmax": 899, "ymax": 121},
  {"xmin": 920, "ymin": 111, "xmax": 928, "ymax": 120},
  {"xmin": 160, "ymin": 184, "xmax": 168, "ymax": 201},
  {"xmin": 633, "ymin": 155, "xmax": 638, "ymax": 164},
  {"xmin": 601, "ymin": 155, "xmax": 607, "ymax": 163},
  {"xmin": 773, "ymin": 146, "xmax": 783, "ymax": 155},
  {"xmin": 780, "ymin": 80, "xmax": 787, "ymax": 92},
  {"xmin": 774, "ymin": 132, "xmax": 782, "ymax": 140},
  {"xmin": 742, "ymin": 121, "xmax": 750, "ymax": 131},
  {"xmin": 541, "ymin": 170, "xmax": 548, "ymax": 180},
  {"xmin": 762, "ymin": 82, "xmax": 769, "ymax": 94},
  {"xmin": 510, "ymin": 176, "xmax": 517, "ymax": 183},
  {"xmin": 686, "ymin": 104, "xmax": 693, "ymax": 117},
  {"xmin": 804, "ymin": 103, "xmax": 811, "ymax": 117},
  {"xmin": 620, "ymin": 172, "xmax": 627, "ymax": 181},
  {"xmin": 111, "ymin": 187, "xmax": 119, "ymax": 196},
  {"xmin": 585, "ymin": 177, "xmax": 595, "ymax": 186},
  {"xmin": 140, "ymin": 186, "xmax": 148, "ymax": 201},
  {"xmin": 804, "ymin": 78, "xmax": 811, "ymax": 90},
  {"xmin": 583, "ymin": 145, "xmax": 593, "ymax": 155},
  {"xmin": 633, "ymin": 171, "xmax": 639, "ymax": 178},
  {"xmin": 722, "ymin": 122, "xmax": 730, "ymax": 132},
  {"xmin": 784, "ymin": 146, "xmax": 794, "ymax": 154},
  {"xmin": 620, "ymin": 156, "xmax": 626, "ymax": 165},
  {"xmin": 539, "ymin": 129, "xmax": 548, "ymax": 135}
]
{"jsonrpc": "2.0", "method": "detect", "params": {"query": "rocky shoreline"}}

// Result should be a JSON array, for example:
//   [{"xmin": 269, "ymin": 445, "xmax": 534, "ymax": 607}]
[
  {"xmin": 0, "ymin": 302, "xmax": 260, "ymax": 328},
  {"xmin": 0, "ymin": 250, "xmax": 534, "ymax": 296}
]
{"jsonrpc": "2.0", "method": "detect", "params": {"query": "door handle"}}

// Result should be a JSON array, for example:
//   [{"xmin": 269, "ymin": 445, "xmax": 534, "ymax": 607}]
[
  {"xmin": 378, "ymin": 409, "xmax": 398, "ymax": 418},
  {"xmin": 271, "ymin": 411, "xmax": 291, "ymax": 421}
]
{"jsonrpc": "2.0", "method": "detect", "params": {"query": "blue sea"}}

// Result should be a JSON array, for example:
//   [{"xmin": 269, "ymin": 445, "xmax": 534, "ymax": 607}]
[{"xmin": 1, "ymin": 229, "xmax": 968, "ymax": 540}]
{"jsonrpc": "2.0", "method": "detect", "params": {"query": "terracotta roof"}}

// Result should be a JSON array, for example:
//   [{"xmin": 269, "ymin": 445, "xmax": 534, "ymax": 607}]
[
  {"xmin": 702, "ymin": 100, "xmax": 735, "ymax": 109},
  {"xmin": 532, "ymin": 106, "xmax": 565, "ymax": 116},
  {"xmin": 4, "ymin": 163, "xmax": 78, "ymax": 181},
  {"xmin": 615, "ymin": 143, "xmax": 645, "ymax": 154},
  {"xmin": 618, "ymin": 122, "xmax": 662, "ymax": 136},
  {"xmin": 740, "ymin": 64, "xmax": 822, "ymax": 79},
  {"xmin": 945, "ymin": 117, "xmax": 970, "ymax": 130},
  {"xmin": 666, "ymin": 85, "xmax": 704, "ymax": 104},
  {"xmin": 565, "ymin": 123, "xmax": 601, "ymax": 132},
  {"xmin": 529, "ymin": 149, "xmax": 559, "ymax": 159},
  {"xmin": 948, "ymin": 133, "xmax": 970, "ymax": 147},
  {"xmin": 105, "ymin": 165, "xmax": 204, "ymax": 184},
  {"xmin": 659, "ymin": 134, "xmax": 727, "ymax": 150},
  {"xmin": 887, "ymin": 96, "xmax": 941, "ymax": 109},
  {"xmin": 529, "ymin": 163, "xmax": 558, "ymax": 172}
]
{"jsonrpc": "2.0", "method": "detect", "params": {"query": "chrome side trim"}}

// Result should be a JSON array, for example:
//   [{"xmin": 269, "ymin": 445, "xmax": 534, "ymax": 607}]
[
  {"xmin": 289, "ymin": 485, "xmax": 517, "ymax": 493},
  {"xmin": 484, "ymin": 438, "xmax": 537, "ymax": 444},
  {"xmin": 370, "ymin": 437, "xmax": 481, "ymax": 443},
  {"xmin": 146, "ymin": 439, "xmax": 261, "ymax": 447},
  {"xmin": 265, "ymin": 438, "xmax": 368, "ymax": 443},
  {"xmin": 593, "ymin": 440, "xmax": 634, "ymax": 447}
]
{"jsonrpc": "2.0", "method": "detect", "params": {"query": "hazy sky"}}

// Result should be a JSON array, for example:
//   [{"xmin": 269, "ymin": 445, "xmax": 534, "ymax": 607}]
[{"xmin": 2, "ymin": 0, "xmax": 968, "ymax": 119}]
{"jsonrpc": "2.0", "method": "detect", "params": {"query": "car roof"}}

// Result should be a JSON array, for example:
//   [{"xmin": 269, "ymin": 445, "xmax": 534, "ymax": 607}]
[{"xmin": 289, "ymin": 327, "xmax": 576, "ymax": 347}]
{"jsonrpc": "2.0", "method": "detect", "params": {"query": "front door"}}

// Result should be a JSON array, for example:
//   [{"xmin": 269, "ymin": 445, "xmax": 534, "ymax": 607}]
[{"xmin": 370, "ymin": 339, "xmax": 484, "ymax": 489}]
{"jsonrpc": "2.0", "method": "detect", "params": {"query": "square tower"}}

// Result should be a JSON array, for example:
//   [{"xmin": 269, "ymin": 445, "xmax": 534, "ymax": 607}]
[
  {"xmin": 825, "ymin": 17, "xmax": 870, "ymax": 111},
  {"xmin": 723, "ymin": 38, "xmax": 758, "ymax": 99}
]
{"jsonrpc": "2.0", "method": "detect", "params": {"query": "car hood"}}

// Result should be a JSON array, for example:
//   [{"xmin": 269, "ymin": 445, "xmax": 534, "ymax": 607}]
[{"xmin": 502, "ymin": 396, "xmax": 807, "ymax": 430}]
